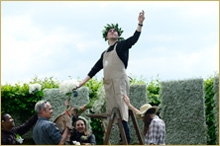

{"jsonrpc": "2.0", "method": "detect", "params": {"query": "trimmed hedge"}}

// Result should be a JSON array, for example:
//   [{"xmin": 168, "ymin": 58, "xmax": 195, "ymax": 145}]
[
  {"xmin": 160, "ymin": 79, "xmax": 207, "ymax": 145},
  {"xmin": 43, "ymin": 87, "xmax": 90, "ymax": 122},
  {"xmin": 213, "ymin": 76, "xmax": 219, "ymax": 145}
]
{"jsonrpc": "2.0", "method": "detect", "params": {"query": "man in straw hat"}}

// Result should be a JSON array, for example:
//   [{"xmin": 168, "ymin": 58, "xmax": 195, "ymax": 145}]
[
  {"xmin": 123, "ymin": 95, "xmax": 166, "ymax": 145},
  {"xmin": 78, "ymin": 10, "xmax": 145, "ymax": 144}
]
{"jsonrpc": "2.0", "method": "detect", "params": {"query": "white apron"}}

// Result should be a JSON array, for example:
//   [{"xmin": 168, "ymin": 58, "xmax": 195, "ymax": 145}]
[{"xmin": 103, "ymin": 43, "xmax": 129, "ymax": 122}]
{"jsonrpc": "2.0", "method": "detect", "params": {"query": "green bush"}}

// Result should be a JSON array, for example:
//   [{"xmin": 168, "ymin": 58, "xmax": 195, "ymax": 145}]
[
  {"xmin": 1, "ymin": 83, "xmax": 42, "ymax": 120},
  {"xmin": 83, "ymin": 77, "xmax": 104, "ymax": 145},
  {"xmin": 147, "ymin": 75, "xmax": 161, "ymax": 106},
  {"xmin": 204, "ymin": 76, "xmax": 217, "ymax": 145},
  {"xmin": 1, "ymin": 76, "xmax": 59, "ymax": 119},
  {"xmin": 213, "ymin": 76, "xmax": 219, "ymax": 145}
]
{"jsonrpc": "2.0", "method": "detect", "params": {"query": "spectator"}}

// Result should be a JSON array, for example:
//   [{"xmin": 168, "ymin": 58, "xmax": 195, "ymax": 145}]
[
  {"xmin": 69, "ymin": 118, "xmax": 96, "ymax": 145},
  {"xmin": 123, "ymin": 95, "xmax": 166, "ymax": 145},
  {"xmin": 33, "ymin": 100, "xmax": 68, "ymax": 145},
  {"xmin": 1, "ymin": 113, "xmax": 38, "ymax": 145}
]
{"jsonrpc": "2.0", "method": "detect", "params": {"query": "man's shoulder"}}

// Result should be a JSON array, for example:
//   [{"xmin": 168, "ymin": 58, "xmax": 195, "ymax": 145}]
[{"xmin": 36, "ymin": 118, "xmax": 55, "ymax": 127}]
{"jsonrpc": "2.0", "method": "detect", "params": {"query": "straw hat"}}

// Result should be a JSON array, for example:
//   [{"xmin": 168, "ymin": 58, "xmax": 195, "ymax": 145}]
[{"xmin": 136, "ymin": 104, "xmax": 158, "ymax": 119}]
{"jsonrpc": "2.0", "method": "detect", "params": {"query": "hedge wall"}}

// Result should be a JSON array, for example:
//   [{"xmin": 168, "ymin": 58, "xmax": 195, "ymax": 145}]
[
  {"xmin": 213, "ymin": 76, "xmax": 219, "ymax": 145},
  {"xmin": 160, "ymin": 78, "xmax": 207, "ymax": 145},
  {"xmin": 43, "ymin": 87, "xmax": 90, "ymax": 122}
]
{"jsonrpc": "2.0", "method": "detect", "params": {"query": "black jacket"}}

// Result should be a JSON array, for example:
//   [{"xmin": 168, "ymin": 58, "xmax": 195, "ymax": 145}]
[
  {"xmin": 69, "ymin": 129, "xmax": 96, "ymax": 145},
  {"xmin": 1, "ymin": 113, "xmax": 38, "ymax": 145}
]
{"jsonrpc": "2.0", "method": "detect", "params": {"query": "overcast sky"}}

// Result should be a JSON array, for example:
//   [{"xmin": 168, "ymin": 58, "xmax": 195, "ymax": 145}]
[{"xmin": 2, "ymin": 1, "xmax": 219, "ymax": 85}]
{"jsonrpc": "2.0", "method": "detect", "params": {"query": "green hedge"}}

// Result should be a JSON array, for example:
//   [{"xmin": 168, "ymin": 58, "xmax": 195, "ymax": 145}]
[
  {"xmin": 204, "ymin": 76, "xmax": 217, "ymax": 145},
  {"xmin": 160, "ymin": 79, "xmax": 207, "ymax": 145},
  {"xmin": 213, "ymin": 76, "xmax": 219, "ymax": 145}
]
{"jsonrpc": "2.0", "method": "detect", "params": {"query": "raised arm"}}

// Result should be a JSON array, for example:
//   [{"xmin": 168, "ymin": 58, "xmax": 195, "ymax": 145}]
[{"xmin": 137, "ymin": 10, "xmax": 145, "ymax": 32}]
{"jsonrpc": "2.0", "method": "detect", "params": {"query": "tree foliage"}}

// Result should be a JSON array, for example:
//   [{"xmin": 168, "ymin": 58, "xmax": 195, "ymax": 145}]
[{"xmin": 204, "ymin": 76, "xmax": 217, "ymax": 145}]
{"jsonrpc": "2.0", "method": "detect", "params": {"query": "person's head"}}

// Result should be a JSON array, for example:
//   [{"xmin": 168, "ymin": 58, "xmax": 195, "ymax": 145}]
[
  {"xmin": 35, "ymin": 100, "xmax": 53, "ymax": 119},
  {"xmin": 137, "ymin": 104, "xmax": 158, "ymax": 135},
  {"xmin": 106, "ymin": 28, "xmax": 119, "ymax": 40},
  {"xmin": 102, "ymin": 23, "xmax": 124, "ymax": 42},
  {"xmin": 1, "ymin": 113, "xmax": 15, "ymax": 131},
  {"xmin": 136, "ymin": 104, "xmax": 158, "ymax": 119},
  {"xmin": 75, "ymin": 118, "xmax": 88, "ymax": 134}
]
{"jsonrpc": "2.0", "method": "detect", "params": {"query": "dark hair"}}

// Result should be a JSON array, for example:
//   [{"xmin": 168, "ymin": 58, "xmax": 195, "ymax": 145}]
[
  {"xmin": 143, "ymin": 108, "xmax": 156, "ymax": 135},
  {"xmin": 1, "ymin": 113, "xmax": 9, "ymax": 127},
  {"xmin": 1, "ymin": 113, "xmax": 8, "ymax": 122}
]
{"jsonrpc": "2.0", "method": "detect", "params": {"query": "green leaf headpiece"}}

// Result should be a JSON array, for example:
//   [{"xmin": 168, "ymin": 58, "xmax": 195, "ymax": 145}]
[{"xmin": 102, "ymin": 23, "xmax": 124, "ymax": 41}]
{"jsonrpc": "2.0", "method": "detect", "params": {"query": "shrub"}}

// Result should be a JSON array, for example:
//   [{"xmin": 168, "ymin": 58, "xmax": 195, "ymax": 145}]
[
  {"xmin": 213, "ymin": 76, "xmax": 219, "ymax": 145},
  {"xmin": 83, "ymin": 77, "xmax": 104, "ymax": 145},
  {"xmin": 147, "ymin": 75, "xmax": 161, "ymax": 106},
  {"xmin": 204, "ymin": 76, "xmax": 217, "ymax": 145}
]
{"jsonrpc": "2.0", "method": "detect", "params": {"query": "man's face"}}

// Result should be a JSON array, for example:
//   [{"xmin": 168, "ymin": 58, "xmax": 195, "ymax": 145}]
[
  {"xmin": 41, "ymin": 103, "xmax": 53, "ymax": 119},
  {"xmin": 3, "ymin": 114, "xmax": 15, "ymax": 130},
  {"xmin": 106, "ymin": 28, "xmax": 119, "ymax": 40},
  {"xmin": 76, "ymin": 120, "xmax": 86, "ymax": 133}
]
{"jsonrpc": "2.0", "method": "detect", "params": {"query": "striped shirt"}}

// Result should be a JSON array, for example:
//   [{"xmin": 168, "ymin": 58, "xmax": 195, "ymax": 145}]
[{"xmin": 145, "ymin": 115, "xmax": 166, "ymax": 145}]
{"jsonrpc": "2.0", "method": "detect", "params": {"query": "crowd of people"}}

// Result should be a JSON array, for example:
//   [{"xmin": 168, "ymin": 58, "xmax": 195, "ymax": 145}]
[{"xmin": 1, "ymin": 97, "xmax": 165, "ymax": 145}]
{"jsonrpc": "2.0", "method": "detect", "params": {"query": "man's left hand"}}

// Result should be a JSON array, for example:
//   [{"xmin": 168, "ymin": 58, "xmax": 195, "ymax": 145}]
[{"xmin": 138, "ymin": 10, "xmax": 145, "ymax": 24}]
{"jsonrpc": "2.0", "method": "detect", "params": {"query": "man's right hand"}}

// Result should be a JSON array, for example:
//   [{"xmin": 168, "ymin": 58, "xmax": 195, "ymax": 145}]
[
  {"xmin": 72, "ymin": 81, "xmax": 83, "ymax": 91},
  {"xmin": 75, "ymin": 76, "xmax": 91, "ymax": 90}
]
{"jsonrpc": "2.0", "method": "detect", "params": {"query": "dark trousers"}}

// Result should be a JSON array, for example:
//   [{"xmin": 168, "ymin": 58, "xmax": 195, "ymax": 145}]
[{"xmin": 119, "ymin": 120, "xmax": 131, "ymax": 145}]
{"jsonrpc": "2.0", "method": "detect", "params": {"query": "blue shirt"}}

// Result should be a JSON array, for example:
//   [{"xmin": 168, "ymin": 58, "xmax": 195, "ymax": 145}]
[{"xmin": 33, "ymin": 117, "xmax": 62, "ymax": 145}]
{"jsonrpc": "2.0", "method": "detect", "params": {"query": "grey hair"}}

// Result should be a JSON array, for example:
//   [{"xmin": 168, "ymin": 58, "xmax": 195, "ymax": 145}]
[{"xmin": 35, "ymin": 100, "xmax": 48, "ymax": 115}]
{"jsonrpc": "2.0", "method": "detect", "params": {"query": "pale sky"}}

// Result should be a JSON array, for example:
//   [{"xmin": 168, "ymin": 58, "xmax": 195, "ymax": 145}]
[{"xmin": 1, "ymin": 1, "xmax": 219, "ymax": 85}]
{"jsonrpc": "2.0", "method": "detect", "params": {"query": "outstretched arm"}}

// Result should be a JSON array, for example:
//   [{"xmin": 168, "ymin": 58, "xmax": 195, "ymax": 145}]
[
  {"xmin": 137, "ymin": 10, "xmax": 145, "ymax": 32},
  {"xmin": 123, "ymin": 95, "xmax": 141, "ymax": 114},
  {"xmin": 79, "ymin": 76, "xmax": 91, "ymax": 88}
]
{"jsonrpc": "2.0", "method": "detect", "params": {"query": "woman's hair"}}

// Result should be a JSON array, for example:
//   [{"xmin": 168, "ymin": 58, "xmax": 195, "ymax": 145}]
[
  {"xmin": 143, "ymin": 108, "xmax": 156, "ymax": 135},
  {"xmin": 75, "ymin": 118, "xmax": 90, "ymax": 136}
]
